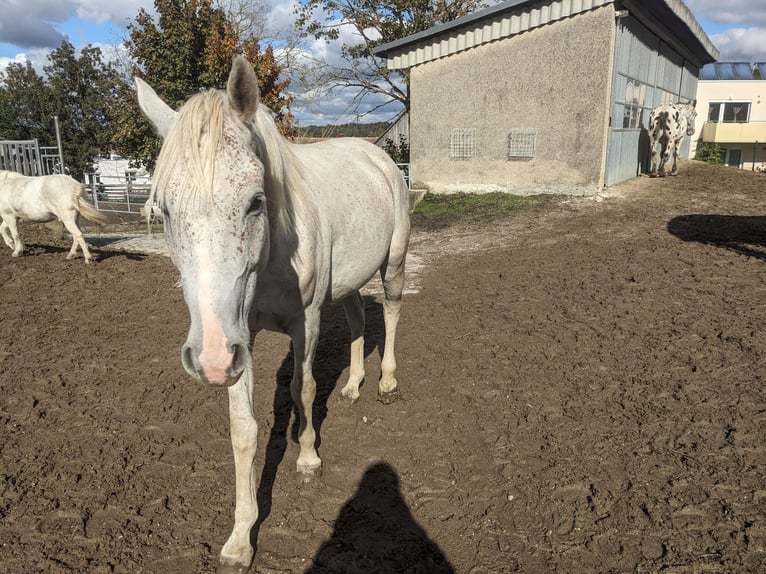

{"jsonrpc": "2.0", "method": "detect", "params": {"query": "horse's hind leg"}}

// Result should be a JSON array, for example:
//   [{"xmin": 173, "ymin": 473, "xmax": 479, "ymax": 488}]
[
  {"xmin": 340, "ymin": 290, "xmax": 365, "ymax": 402},
  {"xmin": 659, "ymin": 139, "xmax": 671, "ymax": 177},
  {"xmin": 670, "ymin": 139, "xmax": 681, "ymax": 175},
  {"xmin": 61, "ymin": 213, "xmax": 94, "ymax": 262},
  {"xmin": 378, "ymin": 240, "xmax": 407, "ymax": 403}
]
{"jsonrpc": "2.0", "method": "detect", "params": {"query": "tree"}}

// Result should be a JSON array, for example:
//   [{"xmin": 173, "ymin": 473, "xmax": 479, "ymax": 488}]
[
  {"xmin": 0, "ymin": 61, "xmax": 53, "ymax": 142},
  {"xmin": 44, "ymin": 42, "xmax": 127, "ymax": 178},
  {"xmin": 294, "ymin": 0, "xmax": 486, "ymax": 115},
  {"xmin": 0, "ymin": 43, "xmax": 125, "ymax": 179},
  {"xmin": 115, "ymin": 0, "xmax": 293, "ymax": 169}
]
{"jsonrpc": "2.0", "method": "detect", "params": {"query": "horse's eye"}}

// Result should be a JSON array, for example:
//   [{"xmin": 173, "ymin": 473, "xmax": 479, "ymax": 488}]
[{"xmin": 247, "ymin": 194, "xmax": 265, "ymax": 215}]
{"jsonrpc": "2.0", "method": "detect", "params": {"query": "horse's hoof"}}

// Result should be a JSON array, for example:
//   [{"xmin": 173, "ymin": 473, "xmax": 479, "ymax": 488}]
[
  {"xmin": 297, "ymin": 462, "xmax": 322, "ymax": 483},
  {"xmin": 217, "ymin": 560, "xmax": 251, "ymax": 574},
  {"xmin": 377, "ymin": 388, "xmax": 400, "ymax": 404},
  {"xmin": 340, "ymin": 387, "xmax": 361, "ymax": 403}
]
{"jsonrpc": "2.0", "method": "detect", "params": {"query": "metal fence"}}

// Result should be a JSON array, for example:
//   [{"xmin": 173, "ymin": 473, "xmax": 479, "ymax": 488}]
[
  {"xmin": 84, "ymin": 172, "xmax": 152, "ymax": 216},
  {"xmin": 0, "ymin": 140, "xmax": 62, "ymax": 175},
  {"xmin": 396, "ymin": 163, "xmax": 411, "ymax": 188}
]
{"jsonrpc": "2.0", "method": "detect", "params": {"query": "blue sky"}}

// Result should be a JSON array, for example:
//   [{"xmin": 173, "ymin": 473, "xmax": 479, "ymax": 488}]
[{"xmin": 1, "ymin": 0, "xmax": 765, "ymax": 124}]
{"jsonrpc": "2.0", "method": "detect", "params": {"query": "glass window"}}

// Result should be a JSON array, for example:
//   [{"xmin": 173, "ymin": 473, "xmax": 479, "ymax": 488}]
[
  {"xmin": 707, "ymin": 102, "xmax": 750, "ymax": 123},
  {"xmin": 722, "ymin": 102, "xmax": 750, "ymax": 123},
  {"xmin": 707, "ymin": 103, "xmax": 721, "ymax": 122},
  {"xmin": 625, "ymin": 79, "xmax": 646, "ymax": 106},
  {"xmin": 623, "ymin": 106, "xmax": 643, "ymax": 129}
]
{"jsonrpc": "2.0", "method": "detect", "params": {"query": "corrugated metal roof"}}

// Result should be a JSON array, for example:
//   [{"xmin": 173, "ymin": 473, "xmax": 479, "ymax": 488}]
[{"xmin": 373, "ymin": 0, "xmax": 718, "ymax": 69}]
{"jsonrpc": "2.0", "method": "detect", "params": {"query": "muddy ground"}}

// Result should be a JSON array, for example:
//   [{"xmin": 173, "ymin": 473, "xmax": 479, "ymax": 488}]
[{"xmin": 0, "ymin": 161, "xmax": 764, "ymax": 573}]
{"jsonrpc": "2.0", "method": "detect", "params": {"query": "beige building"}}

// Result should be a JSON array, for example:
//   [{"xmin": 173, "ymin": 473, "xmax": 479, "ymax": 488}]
[
  {"xmin": 374, "ymin": 0, "xmax": 718, "ymax": 194},
  {"xmin": 691, "ymin": 62, "xmax": 766, "ymax": 171}
]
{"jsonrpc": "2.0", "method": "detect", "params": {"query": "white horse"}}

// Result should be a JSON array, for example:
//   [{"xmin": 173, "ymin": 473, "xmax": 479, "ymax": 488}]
[
  {"xmin": 136, "ymin": 56, "xmax": 410, "ymax": 572},
  {"xmin": 139, "ymin": 199, "xmax": 163, "ymax": 233},
  {"xmin": 648, "ymin": 100, "xmax": 697, "ymax": 177},
  {"xmin": 0, "ymin": 171, "xmax": 108, "ymax": 263}
]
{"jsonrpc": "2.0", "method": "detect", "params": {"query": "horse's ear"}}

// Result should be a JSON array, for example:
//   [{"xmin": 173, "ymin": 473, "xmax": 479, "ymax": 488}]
[
  {"xmin": 227, "ymin": 56, "xmax": 260, "ymax": 123},
  {"xmin": 135, "ymin": 77, "xmax": 177, "ymax": 138}
]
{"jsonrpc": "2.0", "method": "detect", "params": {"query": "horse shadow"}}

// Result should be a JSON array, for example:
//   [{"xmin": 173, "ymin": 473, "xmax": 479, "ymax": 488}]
[
  {"xmin": 252, "ymin": 296, "xmax": 388, "ymax": 541},
  {"xmin": 638, "ymin": 127, "xmax": 651, "ymax": 175},
  {"xmin": 667, "ymin": 214, "xmax": 766, "ymax": 261},
  {"xmin": 305, "ymin": 461, "xmax": 455, "ymax": 573}
]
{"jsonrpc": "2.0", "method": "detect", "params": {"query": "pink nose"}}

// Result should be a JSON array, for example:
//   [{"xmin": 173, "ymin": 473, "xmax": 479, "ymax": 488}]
[
  {"xmin": 182, "ymin": 342, "xmax": 249, "ymax": 386},
  {"xmin": 199, "ymin": 345, "xmax": 234, "ymax": 384}
]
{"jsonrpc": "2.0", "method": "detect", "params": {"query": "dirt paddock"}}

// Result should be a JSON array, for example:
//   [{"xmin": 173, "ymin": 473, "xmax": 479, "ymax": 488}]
[{"xmin": 1, "ymin": 161, "xmax": 764, "ymax": 573}]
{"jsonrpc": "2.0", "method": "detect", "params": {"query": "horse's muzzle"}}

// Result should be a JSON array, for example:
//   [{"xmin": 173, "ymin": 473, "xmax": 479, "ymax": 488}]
[{"xmin": 181, "ymin": 341, "xmax": 249, "ymax": 386}]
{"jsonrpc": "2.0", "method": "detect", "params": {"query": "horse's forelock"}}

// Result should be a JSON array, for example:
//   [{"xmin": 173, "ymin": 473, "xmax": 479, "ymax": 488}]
[
  {"xmin": 150, "ymin": 90, "xmax": 313, "ymax": 261},
  {"xmin": 151, "ymin": 90, "xmax": 224, "ymax": 209}
]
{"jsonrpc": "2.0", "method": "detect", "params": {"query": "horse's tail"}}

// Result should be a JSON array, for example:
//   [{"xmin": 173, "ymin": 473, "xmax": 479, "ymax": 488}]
[{"xmin": 75, "ymin": 186, "xmax": 109, "ymax": 226}]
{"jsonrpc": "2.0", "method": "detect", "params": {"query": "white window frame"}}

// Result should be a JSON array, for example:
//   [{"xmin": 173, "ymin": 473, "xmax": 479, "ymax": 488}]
[{"xmin": 707, "ymin": 101, "xmax": 752, "ymax": 123}]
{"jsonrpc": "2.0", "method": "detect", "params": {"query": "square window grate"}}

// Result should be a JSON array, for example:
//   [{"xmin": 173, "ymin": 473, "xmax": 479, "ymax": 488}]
[
  {"xmin": 450, "ymin": 128, "xmax": 477, "ymax": 160},
  {"xmin": 508, "ymin": 128, "xmax": 537, "ymax": 159}
]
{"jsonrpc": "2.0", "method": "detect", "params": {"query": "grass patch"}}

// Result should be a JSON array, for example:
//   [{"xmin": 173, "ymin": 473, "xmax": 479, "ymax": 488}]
[{"xmin": 410, "ymin": 192, "xmax": 560, "ymax": 231}]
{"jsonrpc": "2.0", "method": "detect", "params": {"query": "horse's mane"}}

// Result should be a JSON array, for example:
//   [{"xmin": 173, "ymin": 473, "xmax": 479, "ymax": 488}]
[{"xmin": 151, "ymin": 89, "xmax": 313, "ymax": 240}]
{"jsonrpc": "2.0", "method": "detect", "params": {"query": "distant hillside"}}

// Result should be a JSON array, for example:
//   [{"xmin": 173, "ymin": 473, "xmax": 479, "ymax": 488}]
[{"xmin": 294, "ymin": 122, "xmax": 390, "ymax": 139}]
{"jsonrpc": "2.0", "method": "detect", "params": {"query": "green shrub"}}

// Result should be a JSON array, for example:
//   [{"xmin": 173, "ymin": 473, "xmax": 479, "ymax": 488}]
[{"xmin": 695, "ymin": 142, "xmax": 724, "ymax": 164}]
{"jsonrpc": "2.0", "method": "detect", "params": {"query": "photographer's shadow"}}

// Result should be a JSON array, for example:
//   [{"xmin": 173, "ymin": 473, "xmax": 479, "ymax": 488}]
[
  {"xmin": 306, "ymin": 461, "xmax": 454, "ymax": 573},
  {"xmin": 667, "ymin": 214, "xmax": 766, "ymax": 261}
]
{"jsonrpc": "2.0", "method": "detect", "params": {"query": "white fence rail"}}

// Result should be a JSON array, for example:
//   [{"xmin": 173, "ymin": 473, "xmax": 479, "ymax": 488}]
[{"xmin": 85, "ymin": 172, "xmax": 152, "ymax": 216}]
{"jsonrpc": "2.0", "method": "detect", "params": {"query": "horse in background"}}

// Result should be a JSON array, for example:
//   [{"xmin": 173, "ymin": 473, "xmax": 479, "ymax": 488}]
[
  {"xmin": 136, "ymin": 56, "xmax": 410, "ymax": 572},
  {"xmin": 648, "ymin": 100, "xmax": 698, "ymax": 177},
  {"xmin": 0, "ymin": 171, "xmax": 108, "ymax": 263}
]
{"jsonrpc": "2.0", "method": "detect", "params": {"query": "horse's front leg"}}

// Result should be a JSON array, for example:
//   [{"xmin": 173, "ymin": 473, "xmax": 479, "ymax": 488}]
[
  {"xmin": 0, "ymin": 220, "xmax": 14, "ymax": 250},
  {"xmin": 290, "ymin": 308, "xmax": 322, "ymax": 479},
  {"xmin": 218, "ymin": 367, "xmax": 259, "ymax": 574},
  {"xmin": 5, "ymin": 217, "xmax": 24, "ymax": 257}
]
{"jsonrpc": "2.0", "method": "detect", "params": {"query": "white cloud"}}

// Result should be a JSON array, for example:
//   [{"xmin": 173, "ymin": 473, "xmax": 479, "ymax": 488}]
[
  {"xmin": 709, "ymin": 27, "xmax": 766, "ymax": 61},
  {"xmin": 0, "ymin": 0, "xmax": 71, "ymax": 49},
  {"xmin": 74, "ymin": 0, "xmax": 150, "ymax": 25},
  {"xmin": 685, "ymin": 0, "xmax": 766, "ymax": 27}
]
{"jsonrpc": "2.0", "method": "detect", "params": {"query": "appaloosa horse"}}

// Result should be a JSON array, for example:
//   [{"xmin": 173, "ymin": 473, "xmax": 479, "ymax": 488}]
[
  {"xmin": 136, "ymin": 57, "xmax": 410, "ymax": 572},
  {"xmin": 648, "ymin": 100, "xmax": 698, "ymax": 177}
]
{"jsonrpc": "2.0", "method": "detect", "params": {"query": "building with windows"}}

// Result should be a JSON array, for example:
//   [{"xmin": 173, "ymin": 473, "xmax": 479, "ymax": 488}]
[
  {"xmin": 374, "ymin": 0, "xmax": 718, "ymax": 194},
  {"xmin": 691, "ymin": 62, "xmax": 766, "ymax": 171}
]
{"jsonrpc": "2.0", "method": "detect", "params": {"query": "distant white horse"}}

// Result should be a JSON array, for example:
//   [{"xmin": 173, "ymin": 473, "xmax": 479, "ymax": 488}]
[
  {"xmin": 136, "ymin": 56, "xmax": 410, "ymax": 572},
  {"xmin": 0, "ymin": 171, "xmax": 108, "ymax": 263},
  {"xmin": 648, "ymin": 100, "xmax": 697, "ymax": 177},
  {"xmin": 139, "ymin": 199, "xmax": 163, "ymax": 233}
]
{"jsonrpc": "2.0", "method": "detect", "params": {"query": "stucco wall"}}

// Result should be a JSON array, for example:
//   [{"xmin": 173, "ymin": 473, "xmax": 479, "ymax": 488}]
[{"xmin": 410, "ymin": 5, "xmax": 616, "ymax": 195}]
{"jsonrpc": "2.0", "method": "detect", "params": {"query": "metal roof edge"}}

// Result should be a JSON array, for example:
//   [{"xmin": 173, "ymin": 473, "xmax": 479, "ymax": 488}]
[{"xmin": 373, "ymin": 0, "xmax": 553, "ymax": 57}]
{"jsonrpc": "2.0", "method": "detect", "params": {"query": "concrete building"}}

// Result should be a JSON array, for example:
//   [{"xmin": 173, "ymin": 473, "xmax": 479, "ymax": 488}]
[
  {"xmin": 691, "ymin": 62, "xmax": 766, "ymax": 171},
  {"xmin": 374, "ymin": 0, "xmax": 718, "ymax": 195}
]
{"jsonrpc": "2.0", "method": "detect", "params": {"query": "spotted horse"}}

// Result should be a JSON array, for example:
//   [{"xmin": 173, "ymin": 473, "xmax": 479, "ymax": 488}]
[{"xmin": 648, "ymin": 100, "xmax": 697, "ymax": 177}]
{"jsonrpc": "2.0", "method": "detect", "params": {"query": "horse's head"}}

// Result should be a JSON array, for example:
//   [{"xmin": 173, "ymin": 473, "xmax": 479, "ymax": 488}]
[
  {"xmin": 136, "ymin": 57, "xmax": 268, "ymax": 386},
  {"xmin": 684, "ymin": 100, "xmax": 698, "ymax": 136}
]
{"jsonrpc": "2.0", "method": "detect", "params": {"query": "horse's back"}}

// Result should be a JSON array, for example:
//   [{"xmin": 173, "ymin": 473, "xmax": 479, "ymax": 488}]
[{"xmin": 0, "ymin": 173, "xmax": 81, "ymax": 221}]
